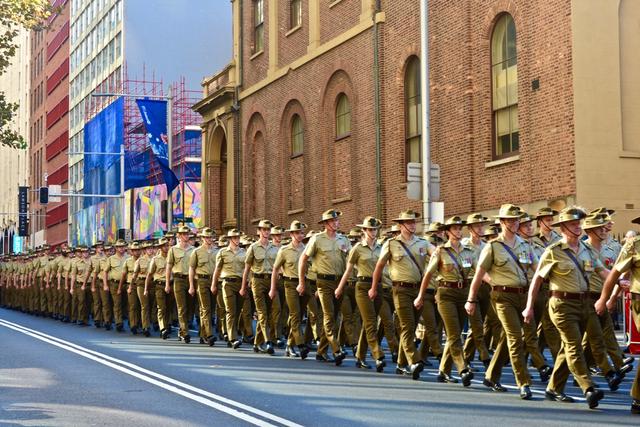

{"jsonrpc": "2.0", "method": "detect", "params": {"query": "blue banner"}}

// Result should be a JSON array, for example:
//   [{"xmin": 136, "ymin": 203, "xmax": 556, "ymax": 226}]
[{"xmin": 136, "ymin": 99, "xmax": 179, "ymax": 193}]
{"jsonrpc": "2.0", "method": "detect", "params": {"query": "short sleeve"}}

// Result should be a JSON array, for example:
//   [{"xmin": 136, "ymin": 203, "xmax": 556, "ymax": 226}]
[
  {"xmin": 347, "ymin": 245, "xmax": 360, "ymax": 265},
  {"xmin": 378, "ymin": 240, "xmax": 392, "ymax": 264},
  {"xmin": 535, "ymin": 247, "xmax": 557, "ymax": 279},
  {"xmin": 478, "ymin": 243, "xmax": 494, "ymax": 272},
  {"xmin": 245, "ymin": 244, "xmax": 255, "ymax": 265},
  {"xmin": 189, "ymin": 251, "xmax": 198, "ymax": 268},
  {"xmin": 304, "ymin": 235, "xmax": 319, "ymax": 258},
  {"xmin": 614, "ymin": 241, "xmax": 635, "ymax": 274}
]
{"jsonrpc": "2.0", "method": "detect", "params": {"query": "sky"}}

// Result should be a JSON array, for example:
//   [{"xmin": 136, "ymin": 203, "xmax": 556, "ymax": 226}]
[{"xmin": 124, "ymin": 0, "xmax": 232, "ymax": 92}]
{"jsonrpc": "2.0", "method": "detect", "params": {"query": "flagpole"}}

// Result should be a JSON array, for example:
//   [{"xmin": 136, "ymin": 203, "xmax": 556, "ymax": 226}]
[{"xmin": 167, "ymin": 85, "xmax": 174, "ymax": 229}]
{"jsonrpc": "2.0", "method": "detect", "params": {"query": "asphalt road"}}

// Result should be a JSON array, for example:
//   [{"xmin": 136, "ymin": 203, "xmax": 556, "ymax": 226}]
[{"xmin": 0, "ymin": 307, "xmax": 637, "ymax": 426}]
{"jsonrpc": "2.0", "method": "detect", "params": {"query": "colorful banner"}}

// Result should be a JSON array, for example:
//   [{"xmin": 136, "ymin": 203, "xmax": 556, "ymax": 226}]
[
  {"xmin": 72, "ymin": 198, "xmax": 123, "ymax": 246},
  {"xmin": 132, "ymin": 185, "xmax": 168, "ymax": 240},
  {"xmin": 136, "ymin": 99, "xmax": 179, "ymax": 193},
  {"xmin": 172, "ymin": 182, "xmax": 203, "ymax": 228}
]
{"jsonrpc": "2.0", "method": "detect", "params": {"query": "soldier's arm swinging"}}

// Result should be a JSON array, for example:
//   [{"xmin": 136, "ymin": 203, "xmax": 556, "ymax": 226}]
[
  {"xmin": 335, "ymin": 261, "xmax": 355, "ymax": 299},
  {"xmin": 297, "ymin": 253, "xmax": 309, "ymax": 296},
  {"xmin": 369, "ymin": 258, "xmax": 385, "ymax": 301},
  {"xmin": 523, "ymin": 273, "xmax": 545, "ymax": 323},
  {"xmin": 465, "ymin": 265, "xmax": 487, "ymax": 316},
  {"xmin": 595, "ymin": 268, "xmax": 623, "ymax": 316}
]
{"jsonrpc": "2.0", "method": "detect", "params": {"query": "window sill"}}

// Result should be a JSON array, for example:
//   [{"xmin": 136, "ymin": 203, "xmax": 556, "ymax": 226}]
[
  {"xmin": 329, "ymin": 0, "xmax": 344, "ymax": 8},
  {"xmin": 485, "ymin": 154, "xmax": 520, "ymax": 168},
  {"xmin": 288, "ymin": 208, "xmax": 304, "ymax": 215},
  {"xmin": 335, "ymin": 133, "xmax": 351, "ymax": 142},
  {"xmin": 332, "ymin": 196, "xmax": 352, "ymax": 205},
  {"xmin": 290, "ymin": 152, "xmax": 303, "ymax": 160},
  {"xmin": 285, "ymin": 25, "xmax": 302, "ymax": 37},
  {"xmin": 250, "ymin": 50, "xmax": 264, "ymax": 61}
]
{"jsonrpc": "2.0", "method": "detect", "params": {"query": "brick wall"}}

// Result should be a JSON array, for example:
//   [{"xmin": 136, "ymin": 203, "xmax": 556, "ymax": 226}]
[{"xmin": 234, "ymin": 0, "xmax": 576, "ymax": 231}]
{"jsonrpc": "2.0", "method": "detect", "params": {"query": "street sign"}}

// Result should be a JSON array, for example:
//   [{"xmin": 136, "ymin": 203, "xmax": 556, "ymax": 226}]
[
  {"xmin": 18, "ymin": 186, "xmax": 28, "ymax": 237},
  {"xmin": 49, "ymin": 185, "xmax": 62, "ymax": 202}
]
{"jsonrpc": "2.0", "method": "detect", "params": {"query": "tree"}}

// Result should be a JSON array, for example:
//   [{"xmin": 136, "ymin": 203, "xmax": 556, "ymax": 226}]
[{"xmin": 0, "ymin": 0, "xmax": 56, "ymax": 149}]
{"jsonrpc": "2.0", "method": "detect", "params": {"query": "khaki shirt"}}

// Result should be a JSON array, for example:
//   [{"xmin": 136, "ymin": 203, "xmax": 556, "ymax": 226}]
[
  {"xmin": 604, "ymin": 237, "xmax": 622, "ymax": 261},
  {"xmin": 304, "ymin": 231, "xmax": 351, "ymax": 276},
  {"xmin": 215, "ymin": 246, "xmax": 246, "ymax": 279},
  {"xmin": 584, "ymin": 241, "xmax": 616, "ymax": 294},
  {"xmin": 536, "ymin": 240, "xmax": 604, "ymax": 293},
  {"xmin": 38, "ymin": 255, "xmax": 49, "ymax": 277},
  {"xmin": 478, "ymin": 234, "xmax": 538, "ymax": 288},
  {"xmin": 133, "ymin": 254, "xmax": 151, "ymax": 279},
  {"xmin": 613, "ymin": 236, "xmax": 640, "ymax": 294},
  {"xmin": 379, "ymin": 235, "xmax": 433, "ymax": 284},
  {"xmin": 245, "ymin": 241, "xmax": 278, "ymax": 275},
  {"xmin": 98, "ymin": 255, "xmax": 109, "ymax": 281},
  {"xmin": 167, "ymin": 244, "xmax": 194, "ymax": 275},
  {"xmin": 189, "ymin": 245, "xmax": 217, "ymax": 277},
  {"xmin": 461, "ymin": 237, "xmax": 485, "ymax": 279},
  {"xmin": 148, "ymin": 253, "xmax": 167, "ymax": 283},
  {"xmin": 273, "ymin": 242, "xmax": 305, "ymax": 279},
  {"xmin": 104, "ymin": 254, "xmax": 128, "ymax": 282},
  {"xmin": 72, "ymin": 258, "xmax": 91, "ymax": 284},
  {"xmin": 347, "ymin": 241, "xmax": 381, "ymax": 279},
  {"xmin": 122, "ymin": 256, "xmax": 138, "ymax": 283},
  {"xmin": 532, "ymin": 230, "xmax": 561, "ymax": 250},
  {"xmin": 426, "ymin": 241, "xmax": 476, "ymax": 284}
]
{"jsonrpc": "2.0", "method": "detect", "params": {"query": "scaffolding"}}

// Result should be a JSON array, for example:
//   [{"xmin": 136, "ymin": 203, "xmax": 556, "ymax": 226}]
[{"xmin": 170, "ymin": 76, "xmax": 202, "ymax": 182}]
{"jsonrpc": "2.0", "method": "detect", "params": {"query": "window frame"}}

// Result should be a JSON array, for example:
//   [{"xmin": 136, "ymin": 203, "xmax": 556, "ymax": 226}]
[
  {"xmin": 290, "ymin": 0, "xmax": 302, "ymax": 30},
  {"xmin": 290, "ymin": 114, "xmax": 304, "ymax": 158},
  {"xmin": 404, "ymin": 56, "xmax": 422, "ymax": 166},
  {"xmin": 253, "ymin": 0, "xmax": 264, "ymax": 54},
  {"xmin": 335, "ymin": 93, "xmax": 351, "ymax": 140},
  {"xmin": 490, "ymin": 13, "xmax": 519, "ymax": 160}
]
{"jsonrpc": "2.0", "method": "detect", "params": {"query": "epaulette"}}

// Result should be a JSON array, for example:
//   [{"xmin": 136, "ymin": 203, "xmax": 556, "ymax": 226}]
[{"xmin": 547, "ymin": 240, "xmax": 563, "ymax": 250}]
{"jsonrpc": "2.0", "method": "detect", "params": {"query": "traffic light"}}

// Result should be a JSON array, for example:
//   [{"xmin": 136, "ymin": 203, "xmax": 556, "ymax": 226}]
[
  {"xmin": 39, "ymin": 187, "xmax": 49, "ymax": 204},
  {"xmin": 18, "ymin": 186, "xmax": 28, "ymax": 237}
]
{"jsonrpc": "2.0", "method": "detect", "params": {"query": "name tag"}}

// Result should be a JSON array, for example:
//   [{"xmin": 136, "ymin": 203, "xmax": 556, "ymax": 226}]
[
  {"xmin": 519, "ymin": 254, "xmax": 530, "ymax": 264},
  {"xmin": 462, "ymin": 260, "xmax": 472, "ymax": 268},
  {"xmin": 583, "ymin": 260, "xmax": 594, "ymax": 272}
]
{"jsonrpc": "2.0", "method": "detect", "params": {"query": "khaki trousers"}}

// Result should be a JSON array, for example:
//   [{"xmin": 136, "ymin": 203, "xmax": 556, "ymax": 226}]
[
  {"xmin": 463, "ymin": 281, "xmax": 492, "ymax": 362},
  {"xmin": 536, "ymin": 285, "xmax": 561, "ymax": 360},
  {"xmin": 379, "ymin": 287, "xmax": 399, "ymax": 354},
  {"xmin": 92, "ymin": 286, "xmax": 103, "ymax": 323},
  {"xmin": 222, "ymin": 280, "xmax": 243, "ymax": 341},
  {"xmin": 252, "ymin": 276, "xmax": 279, "ymax": 344},
  {"xmin": 305, "ymin": 281, "xmax": 329, "ymax": 355},
  {"xmin": 316, "ymin": 278, "xmax": 342, "ymax": 354},
  {"xmin": 109, "ymin": 280, "xmax": 123, "ymax": 325},
  {"xmin": 600, "ymin": 307, "xmax": 625, "ymax": 369},
  {"xmin": 547, "ymin": 297, "xmax": 595, "ymax": 394},
  {"xmin": 630, "ymin": 299, "xmax": 640, "ymax": 401},
  {"xmin": 339, "ymin": 282, "xmax": 359, "ymax": 346},
  {"xmin": 284, "ymin": 279, "xmax": 309, "ymax": 346},
  {"xmin": 485, "ymin": 290, "xmax": 532, "ymax": 388},
  {"xmin": 393, "ymin": 285, "xmax": 421, "ymax": 366},
  {"xmin": 127, "ymin": 282, "xmax": 141, "ymax": 330},
  {"xmin": 173, "ymin": 276, "xmax": 190, "ymax": 337},
  {"xmin": 196, "ymin": 278, "xmax": 213, "ymax": 339},
  {"xmin": 155, "ymin": 283, "xmax": 169, "ymax": 332},
  {"xmin": 437, "ymin": 287, "xmax": 469, "ymax": 375},
  {"xmin": 354, "ymin": 282, "xmax": 384, "ymax": 360},
  {"xmin": 100, "ymin": 284, "xmax": 112, "ymax": 325},
  {"xmin": 136, "ymin": 281, "xmax": 150, "ymax": 330},
  {"xmin": 582, "ymin": 300, "xmax": 614, "ymax": 375}
]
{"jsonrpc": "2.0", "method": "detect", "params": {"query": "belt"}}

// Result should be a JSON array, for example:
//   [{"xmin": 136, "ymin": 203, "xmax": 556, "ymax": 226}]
[
  {"xmin": 283, "ymin": 276, "xmax": 299, "ymax": 282},
  {"xmin": 550, "ymin": 290, "xmax": 588, "ymax": 300},
  {"xmin": 317, "ymin": 273, "xmax": 338, "ymax": 281},
  {"xmin": 198, "ymin": 275, "xmax": 211, "ymax": 281},
  {"xmin": 630, "ymin": 292, "xmax": 640, "ymax": 301},
  {"xmin": 588, "ymin": 291, "xmax": 601, "ymax": 300},
  {"xmin": 307, "ymin": 279, "xmax": 316, "ymax": 286},
  {"xmin": 392, "ymin": 281, "xmax": 419, "ymax": 289},
  {"xmin": 492, "ymin": 285, "xmax": 528, "ymax": 294},
  {"xmin": 154, "ymin": 280, "xmax": 165, "ymax": 285},
  {"xmin": 253, "ymin": 273, "xmax": 271, "ymax": 279},
  {"xmin": 439, "ymin": 280, "xmax": 468, "ymax": 289},
  {"xmin": 425, "ymin": 288, "xmax": 435, "ymax": 295},
  {"xmin": 356, "ymin": 276, "xmax": 373, "ymax": 283},
  {"xmin": 173, "ymin": 273, "xmax": 187, "ymax": 278},
  {"xmin": 222, "ymin": 276, "xmax": 241, "ymax": 283}
]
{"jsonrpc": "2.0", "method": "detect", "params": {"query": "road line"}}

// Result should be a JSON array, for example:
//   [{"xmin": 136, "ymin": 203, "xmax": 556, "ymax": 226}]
[{"xmin": 0, "ymin": 318, "xmax": 302, "ymax": 427}]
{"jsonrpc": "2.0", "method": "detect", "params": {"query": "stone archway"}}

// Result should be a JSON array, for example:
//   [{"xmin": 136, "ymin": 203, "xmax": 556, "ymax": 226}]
[{"xmin": 205, "ymin": 125, "xmax": 227, "ymax": 232}]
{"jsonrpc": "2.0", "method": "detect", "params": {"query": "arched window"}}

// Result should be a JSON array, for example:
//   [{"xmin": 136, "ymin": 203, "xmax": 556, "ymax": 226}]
[
  {"xmin": 404, "ymin": 56, "xmax": 421, "ymax": 164},
  {"xmin": 290, "ymin": 0, "xmax": 302, "ymax": 29},
  {"xmin": 335, "ymin": 94, "xmax": 351, "ymax": 138},
  {"xmin": 291, "ymin": 114, "xmax": 303, "ymax": 156},
  {"xmin": 491, "ymin": 13, "xmax": 518, "ymax": 157}
]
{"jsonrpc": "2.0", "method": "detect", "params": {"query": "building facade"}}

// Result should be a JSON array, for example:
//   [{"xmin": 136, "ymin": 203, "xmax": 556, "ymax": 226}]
[
  {"xmin": 43, "ymin": 0, "xmax": 71, "ymax": 247},
  {"xmin": 197, "ymin": 0, "xmax": 640, "ymax": 234},
  {"xmin": 0, "ymin": 28, "xmax": 30, "ymax": 253}
]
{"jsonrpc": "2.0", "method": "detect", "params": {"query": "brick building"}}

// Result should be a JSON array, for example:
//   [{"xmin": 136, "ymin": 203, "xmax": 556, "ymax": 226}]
[
  {"xmin": 43, "ymin": 0, "xmax": 71, "ymax": 247},
  {"xmin": 195, "ymin": 0, "xmax": 640, "ymax": 233}
]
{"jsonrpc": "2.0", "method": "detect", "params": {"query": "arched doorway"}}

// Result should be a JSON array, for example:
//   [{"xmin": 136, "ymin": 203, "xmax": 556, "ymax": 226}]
[{"xmin": 206, "ymin": 126, "xmax": 227, "ymax": 232}]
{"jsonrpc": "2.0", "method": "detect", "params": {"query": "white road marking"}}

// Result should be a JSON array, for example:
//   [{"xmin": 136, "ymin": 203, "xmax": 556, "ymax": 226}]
[{"xmin": 0, "ymin": 318, "xmax": 302, "ymax": 427}]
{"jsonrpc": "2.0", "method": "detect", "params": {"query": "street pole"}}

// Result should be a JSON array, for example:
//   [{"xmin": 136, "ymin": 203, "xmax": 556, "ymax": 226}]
[
  {"xmin": 420, "ymin": 0, "xmax": 431, "ymax": 226},
  {"xmin": 167, "ymin": 85, "xmax": 174, "ymax": 229}
]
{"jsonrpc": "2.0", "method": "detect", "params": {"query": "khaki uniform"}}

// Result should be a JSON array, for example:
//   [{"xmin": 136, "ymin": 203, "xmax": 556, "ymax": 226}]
[
  {"xmin": 304, "ymin": 231, "xmax": 352, "ymax": 355},
  {"xmin": 612, "ymin": 237, "xmax": 640, "ymax": 401},
  {"xmin": 273, "ymin": 242, "xmax": 307, "ymax": 347},
  {"xmin": 103, "ymin": 253, "xmax": 128, "ymax": 326},
  {"xmin": 189, "ymin": 245, "xmax": 217, "ymax": 339},
  {"xmin": 167, "ymin": 244, "xmax": 195, "ymax": 339},
  {"xmin": 378, "ymin": 235, "xmax": 433, "ymax": 366},
  {"xmin": 246, "ymin": 241, "xmax": 280, "ymax": 346},
  {"xmin": 71, "ymin": 257, "xmax": 90, "ymax": 324},
  {"xmin": 479, "ymin": 235, "xmax": 538, "ymax": 388},
  {"xmin": 123, "ymin": 256, "xmax": 141, "ymax": 331},
  {"xmin": 88, "ymin": 254, "xmax": 104, "ymax": 325},
  {"xmin": 133, "ymin": 254, "xmax": 152, "ymax": 330},
  {"xmin": 536, "ymin": 240, "xmax": 603, "ymax": 394},
  {"xmin": 349, "ymin": 241, "xmax": 385, "ymax": 361},
  {"xmin": 428, "ymin": 241, "xmax": 477, "ymax": 376},
  {"xmin": 148, "ymin": 253, "xmax": 169, "ymax": 333},
  {"xmin": 97, "ymin": 255, "xmax": 112, "ymax": 326},
  {"xmin": 61, "ymin": 257, "xmax": 73, "ymax": 320},
  {"xmin": 216, "ymin": 246, "xmax": 246, "ymax": 341}
]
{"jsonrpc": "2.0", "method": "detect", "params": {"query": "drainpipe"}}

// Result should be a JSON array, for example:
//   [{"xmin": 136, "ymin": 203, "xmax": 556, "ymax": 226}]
[
  {"xmin": 420, "ymin": 0, "xmax": 431, "ymax": 225},
  {"xmin": 373, "ymin": 0, "xmax": 383, "ymax": 220},
  {"xmin": 234, "ymin": 0, "xmax": 243, "ymax": 229}
]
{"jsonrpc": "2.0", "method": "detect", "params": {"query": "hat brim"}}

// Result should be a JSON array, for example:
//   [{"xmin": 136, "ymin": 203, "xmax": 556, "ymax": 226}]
[
  {"xmin": 442, "ymin": 222, "xmax": 467, "ymax": 229},
  {"xmin": 582, "ymin": 223, "xmax": 606, "ymax": 230},
  {"xmin": 392, "ymin": 216, "xmax": 420, "ymax": 222},
  {"xmin": 494, "ymin": 214, "xmax": 522, "ymax": 219},
  {"xmin": 551, "ymin": 215, "xmax": 586, "ymax": 227},
  {"xmin": 356, "ymin": 223, "xmax": 380, "ymax": 229},
  {"xmin": 631, "ymin": 216, "xmax": 640, "ymax": 225}
]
